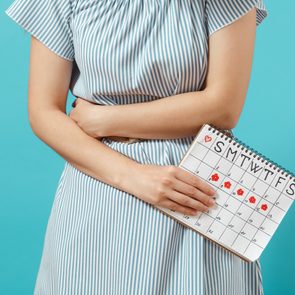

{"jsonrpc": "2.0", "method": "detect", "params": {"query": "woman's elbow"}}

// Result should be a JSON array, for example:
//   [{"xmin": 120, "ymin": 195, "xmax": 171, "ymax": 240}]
[
  {"xmin": 209, "ymin": 92, "xmax": 242, "ymax": 130},
  {"xmin": 220, "ymin": 110, "xmax": 240, "ymax": 130},
  {"xmin": 216, "ymin": 100, "xmax": 242, "ymax": 130}
]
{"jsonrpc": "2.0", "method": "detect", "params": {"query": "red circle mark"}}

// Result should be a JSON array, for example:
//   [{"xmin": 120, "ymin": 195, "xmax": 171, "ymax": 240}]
[
  {"xmin": 224, "ymin": 181, "xmax": 231, "ymax": 189},
  {"xmin": 211, "ymin": 173, "xmax": 219, "ymax": 181},
  {"xmin": 237, "ymin": 188, "xmax": 244, "ymax": 196},
  {"xmin": 249, "ymin": 196, "xmax": 256, "ymax": 204},
  {"xmin": 261, "ymin": 204, "xmax": 268, "ymax": 211}
]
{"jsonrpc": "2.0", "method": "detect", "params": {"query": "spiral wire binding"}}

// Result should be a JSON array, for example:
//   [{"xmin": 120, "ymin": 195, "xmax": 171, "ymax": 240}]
[{"xmin": 208, "ymin": 124, "xmax": 295, "ymax": 181}]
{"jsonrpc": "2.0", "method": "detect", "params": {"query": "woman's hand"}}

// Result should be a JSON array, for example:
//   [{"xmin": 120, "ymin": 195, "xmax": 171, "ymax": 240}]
[
  {"xmin": 69, "ymin": 97, "xmax": 112, "ymax": 138},
  {"xmin": 126, "ymin": 164, "xmax": 217, "ymax": 216}
]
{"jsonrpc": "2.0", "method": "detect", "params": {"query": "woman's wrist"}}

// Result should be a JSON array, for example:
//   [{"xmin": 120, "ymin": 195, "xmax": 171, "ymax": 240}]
[
  {"xmin": 102, "ymin": 104, "xmax": 129, "ymax": 137},
  {"xmin": 114, "ymin": 159, "xmax": 144, "ymax": 195}
]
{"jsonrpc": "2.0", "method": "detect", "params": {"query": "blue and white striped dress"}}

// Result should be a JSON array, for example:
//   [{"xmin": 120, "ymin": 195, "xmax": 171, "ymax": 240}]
[{"xmin": 5, "ymin": 1, "xmax": 268, "ymax": 294}]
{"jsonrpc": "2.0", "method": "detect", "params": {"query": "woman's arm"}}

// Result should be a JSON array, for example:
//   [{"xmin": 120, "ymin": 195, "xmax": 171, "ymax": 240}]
[
  {"xmin": 27, "ymin": 36, "xmax": 142, "ymax": 191},
  {"xmin": 76, "ymin": 7, "xmax": 257, "ymax": 140},
  {"xmin": 27, "ymin": 35, "xmax": 216, "ymax": 214},
  {"xmin": 111, "ymin": 8, "xmax": 257, "ymax": 139}
]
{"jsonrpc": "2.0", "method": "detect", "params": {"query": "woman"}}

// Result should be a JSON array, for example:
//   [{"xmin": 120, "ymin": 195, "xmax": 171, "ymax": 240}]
[{"xmin": 5, "ymin": 0, "xmax": 268, "ymax": 294}]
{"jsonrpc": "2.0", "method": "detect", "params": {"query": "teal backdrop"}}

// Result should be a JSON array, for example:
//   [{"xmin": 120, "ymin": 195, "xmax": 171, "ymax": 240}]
[{"xmin": 1, "ymin": 1, "xmax": 294, "ymax": 294}]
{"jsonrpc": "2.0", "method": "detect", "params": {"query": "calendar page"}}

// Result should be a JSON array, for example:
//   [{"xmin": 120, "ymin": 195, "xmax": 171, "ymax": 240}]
[{"xmin": 155, "ymin": 123, "xmax": 295, "ymax": 262}]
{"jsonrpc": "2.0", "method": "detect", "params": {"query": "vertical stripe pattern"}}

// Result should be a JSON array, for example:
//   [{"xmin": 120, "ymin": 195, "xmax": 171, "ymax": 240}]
[{"xmin": 5, "ymin": 0, "xmax": 268, "ymax": 294}]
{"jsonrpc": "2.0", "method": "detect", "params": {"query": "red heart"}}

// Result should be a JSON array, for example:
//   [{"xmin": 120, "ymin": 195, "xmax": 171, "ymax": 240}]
[{"xmin": 205, "ymin": 135, "xmax": 212, "ymax": 142}]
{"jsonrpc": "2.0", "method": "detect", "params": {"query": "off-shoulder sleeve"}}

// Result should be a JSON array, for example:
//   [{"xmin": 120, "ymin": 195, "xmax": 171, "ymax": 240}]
[
  {"xmin": 5, "ymin": 0, "xmax": 75, "ymax": 61},
  {"xmin": 205, "ymin": 0, "xmax": 268, "ymax": 37}
]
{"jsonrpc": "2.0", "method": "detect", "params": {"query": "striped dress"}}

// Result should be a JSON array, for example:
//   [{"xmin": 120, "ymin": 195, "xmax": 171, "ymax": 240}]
[{"xmin": 5, "ymin": 1, "xmax": 268, "ymax": 294}]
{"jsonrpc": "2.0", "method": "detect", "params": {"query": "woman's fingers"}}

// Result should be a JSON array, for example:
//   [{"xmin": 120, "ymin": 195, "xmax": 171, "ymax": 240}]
[
  {"xmin": 175, "ymin": 167, "xmax": 216, "ymax": 197},
  {"xmin": 172, "ymin": 178, "xmax": 216, "ymax": 208},
  {"xmin": 159, "ymin": 199, "xmax": 200, "ymax": 216},
  {"xmin": 167, "ymin": 189, "xmax": 210, "ymax": 212}
]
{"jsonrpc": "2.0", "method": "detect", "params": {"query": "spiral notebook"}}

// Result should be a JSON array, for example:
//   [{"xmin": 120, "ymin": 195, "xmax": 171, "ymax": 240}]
[{"xmin": 155, "ymin": 123, "xmax": 295, "ymax": 262}]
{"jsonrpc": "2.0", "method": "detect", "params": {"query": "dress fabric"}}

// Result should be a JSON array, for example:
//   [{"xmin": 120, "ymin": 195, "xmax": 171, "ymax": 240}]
[{"xmin": 5, "ymin": 1, "xmax": 268, "ymax": 294}]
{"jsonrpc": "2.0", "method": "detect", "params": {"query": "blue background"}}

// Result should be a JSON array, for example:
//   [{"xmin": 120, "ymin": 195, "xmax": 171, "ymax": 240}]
[{"xmin": 1, "ymin": 1, "xmax": 294, "ymax": 294}]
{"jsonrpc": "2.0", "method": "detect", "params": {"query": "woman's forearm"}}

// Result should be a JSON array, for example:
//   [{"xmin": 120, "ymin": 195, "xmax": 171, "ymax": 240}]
[
  {"xmin": 106, "ymin": 89, "xmax": 235, "ymax": 140},
  {"xmin": 29, "ymin": 108, "xmax": 141, "ymax": 191}
]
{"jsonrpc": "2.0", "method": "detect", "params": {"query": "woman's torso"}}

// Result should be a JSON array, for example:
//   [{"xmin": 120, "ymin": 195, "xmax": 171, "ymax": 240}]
[
  {"xmin": 69, "ymin": 0, "xmax": 209, "ymax": 106},
  {"xmin": 68, "ymin": 0, "xmax": 210, "ymax": 166}
]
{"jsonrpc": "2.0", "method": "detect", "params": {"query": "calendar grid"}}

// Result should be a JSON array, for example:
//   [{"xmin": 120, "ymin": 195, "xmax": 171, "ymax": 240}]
[
  {"xmin": 184, "ymin": 141, "xmax": 289, "ymax": 217},
  {"xmin": 184, "ymin": 149, "xmax": 282, "ymax": 224},
  {"xmin": 189, "ymin": 131, "xmax": 220, "ymax": 229},
  {"xmin": 242, "ymin": 173, "xmax": 291, "ymax": 254},
  {"xmin": 196, "ymin": 140, "xmax": 293, "ymax": 203},
  {"xmin": 203, "ymin": 142, "xmax": 248, "ymax": 244},
  {"xmin": 174, "ymin": 124, "xmax": 295, "ymax": 261}
]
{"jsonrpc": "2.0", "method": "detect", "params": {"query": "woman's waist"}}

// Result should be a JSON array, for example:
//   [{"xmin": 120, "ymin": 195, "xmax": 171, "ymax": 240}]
[
  {"xmin": 101, "ymin": 128, "xmax": 234, "ymax": 145},
  {"xmin": 100, "ymin": 135, "xmax": 196, "ymax": 146},
  {"xmin": 100, "ymin": 135, "xmax": 197, "ymax": 166}
]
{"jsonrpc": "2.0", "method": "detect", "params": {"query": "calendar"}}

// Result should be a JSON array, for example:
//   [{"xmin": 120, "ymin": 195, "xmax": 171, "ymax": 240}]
[{"xmin": 155, "ymin": 123, "xmax": 295, "ymax": 262}]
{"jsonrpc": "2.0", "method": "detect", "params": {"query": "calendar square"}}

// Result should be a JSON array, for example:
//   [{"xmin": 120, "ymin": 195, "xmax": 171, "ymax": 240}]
[
  {"xmin": 207, "ymin": 203, "xmax": 222, "ymax": 218},
  {"xmin": 260, "ymin": 165, "xmax": 277, "ymax": 185},
  {"xmin": 271, "ymin": 173, "xmax": 289, "ymax": 192},
  {"xmin": 207, "ymin": 170, "xmax": 225, "ymax": 188},
  {"xmin": 190, "ymin": 143, "xmax": 208, "ymax": 161},
  {"xmin": 219, "ymin": 177, "xmax": 237, "ymax": 194},
  {"xmin": 228, "ymin": 215, "xmax": 245, "ymax": 233},
  {"xmin": 235, "ymin": 150, "xmax": 252, "ymax": 170},
  {"xmin": 181, "ymin": 155, "xmax": 201, "ymax": 174},
  {"xmin": 263, "ymin": 186, "xmax": 281, "ymax": 203},
  {"xmin": 252, "ymin": 230, "xmax": 271, "ymax": 248},
  {"xmin": 247, "ymin": 158, "xmax": 264, "ymax": 178},
  {"xmin": 232, "ymin": 184, "xmax": 249, "ymax": 202},
  {"xmin": 275, "ymin": 194, "xmax": 293, "ymax": 211},
  {"xmin": 194, "ymin": 214, "xmax": 214, "ymax": 232},
  {"xmin": 198, "ymin": 130, "xmax": 216, "ymax": 149},
  {"xmin": 284, "ymin": 178, "xmax": 295, "ymax": 200},
  {"xmin": 223, "ymin": 196, "xmax": 241, "ymax": 214},
  {"xmin": 224, "ymin": 145, "xmax": 239, "ymax": 165},
  {"xmin": 227, "ymin": 165, "xmax": 244, "ymax": 182},
  {"xmin": 268, "ymin": 205, "xmax": 286, "ymax": 223},
  {"xmin": 238, "ymin": 172, "xmax": 256, "ymax": 190},
  {"xmin": 256, "ymin": 199, "xmax": 272, "ymax": 216},
  {"xmin": 215, "ymin": 157, "xmax": 232, "ymax": 176},
  {"xmin": 203, "ymin": 149, "xmax": 221, "ymax": 170},
  {"xmin": 181, "ymin": 213, "xmax": 200, "ymax": 227},
  {"xmin": 251, "ymin": 179, "xmax": 269, "ymax": 197},
  {"xmin": 215, "ymin": 190, "xmax": 229, "ymax": 207},
  {"xmin": 259, "ymin": 218, "xmax": 279, "ymax": 236},
  {"xmin": 219, "ymin": 228, "xmax": 237, "ymax": 246},
  {"xmin": 236, "ymin": 204, "xmax": 254, "ymax": 221},
  {"xmin": 196, "ymin": 162, "xmax": 213, "ymax": 180},
  {"xmin": 207, "ymin": 220, "xmax": 226, "ymax": 240},
  {"xmin": 243, "ymin": 194, "xmax": 261, "ymax": 209},
  {"xmin": 215, "ymin": 208, "xmax": 234, "ymax": 226},
  {"xmin": 232, "ymin": 235, "xmax": 251, "ymax": 253},
  {"xmin": 240, "ymin": 222, "xmax": 257, "ymax": 241},
  {"xmin": 244, "ymin": 243, "xmax": 263, "ymax": 261},
  {"xmin": 247, "ymin": 211, "xmax": 265, "ymax": 228}
]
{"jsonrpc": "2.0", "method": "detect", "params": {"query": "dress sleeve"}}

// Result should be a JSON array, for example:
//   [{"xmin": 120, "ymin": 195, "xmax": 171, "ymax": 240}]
[
  {"xmin": 4, "ymin": 0, "xmax": 75, "ymax": 61},
  {"xmin": 205, "ymin": 0, "xmax": 268, "ymax": 37}
]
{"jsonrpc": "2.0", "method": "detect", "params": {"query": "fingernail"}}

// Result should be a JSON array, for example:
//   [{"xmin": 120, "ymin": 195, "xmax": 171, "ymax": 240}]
[
  {"xmin": 210, "ymin": 188, "xmax": 215, "ymax": 195},
  {"xmin": 209, "ymin": 199, "xmax": 215, "ymax": 206}
]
